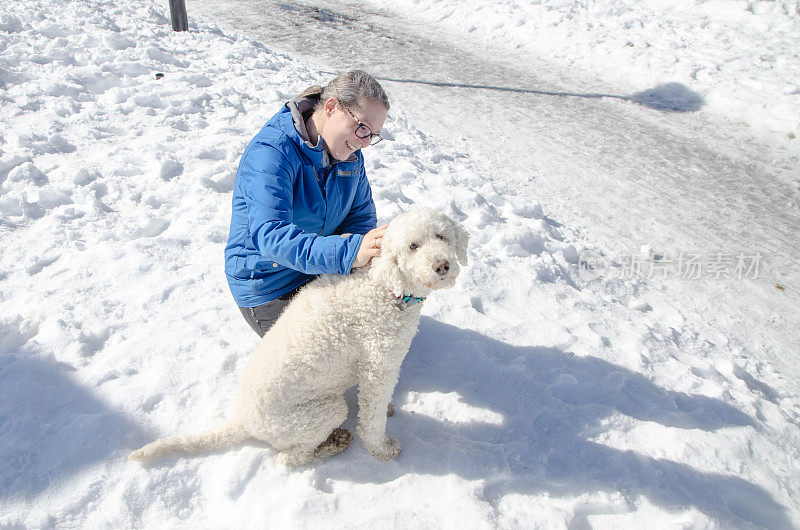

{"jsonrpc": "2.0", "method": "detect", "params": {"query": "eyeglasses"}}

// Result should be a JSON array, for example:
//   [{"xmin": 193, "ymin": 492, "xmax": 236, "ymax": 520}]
[{"xmin": 339, "ymin": 103, "xmax": 383, "ymax": 146}]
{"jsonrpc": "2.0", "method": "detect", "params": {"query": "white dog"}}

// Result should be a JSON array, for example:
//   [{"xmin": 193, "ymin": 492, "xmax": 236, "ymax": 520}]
[{"xmin": 130, "ymin": 208, "xmax": 469, "ymax": 467}]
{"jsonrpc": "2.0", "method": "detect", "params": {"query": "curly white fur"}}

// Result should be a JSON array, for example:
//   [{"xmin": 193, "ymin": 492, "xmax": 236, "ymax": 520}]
[{"xmin": 130, "ymin": 208, "xmax": 469, "ymax": 467}]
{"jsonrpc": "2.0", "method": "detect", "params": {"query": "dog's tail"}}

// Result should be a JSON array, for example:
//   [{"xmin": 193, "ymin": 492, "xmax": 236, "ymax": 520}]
[{"xmin": 129, "ymin": 421, "xmax": 249, "ymax": 465}]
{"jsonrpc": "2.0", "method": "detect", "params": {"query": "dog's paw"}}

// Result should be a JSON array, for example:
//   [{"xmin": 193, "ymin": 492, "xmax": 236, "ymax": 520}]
[
  {"xmin": 313, "ymin": 428, "xmax": 353, "ymax": 459},
  {"xmin": 367, "ymin": 435, "xmax": 401, "ymax": 462}
]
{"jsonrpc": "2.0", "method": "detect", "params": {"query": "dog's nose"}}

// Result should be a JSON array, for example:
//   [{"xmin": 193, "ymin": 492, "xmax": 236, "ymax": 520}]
[{"xmin": 433, "ymin": 259, "xmax": 450, "ymax": 276}]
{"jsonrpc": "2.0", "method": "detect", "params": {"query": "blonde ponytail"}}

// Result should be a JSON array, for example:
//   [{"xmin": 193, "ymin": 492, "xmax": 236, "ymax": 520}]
[{"xmin": 295, "ymin": 84, "xmax": 323, "ymax": 100}]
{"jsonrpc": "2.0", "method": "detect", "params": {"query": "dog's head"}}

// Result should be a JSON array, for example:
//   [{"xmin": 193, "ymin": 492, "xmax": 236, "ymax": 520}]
[{"xmin": 369, "ymin": 208, "xmax": 469, "ymax": 295}]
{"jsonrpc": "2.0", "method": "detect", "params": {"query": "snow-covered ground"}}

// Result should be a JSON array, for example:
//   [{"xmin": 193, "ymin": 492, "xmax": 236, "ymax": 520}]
[
  {"xmin": 364, "ymin": 0, "xmax": 800, "ymax": 145},
  {"xmin": 1, "ymin": 0, "xmax": 799, "ymax": 528}
]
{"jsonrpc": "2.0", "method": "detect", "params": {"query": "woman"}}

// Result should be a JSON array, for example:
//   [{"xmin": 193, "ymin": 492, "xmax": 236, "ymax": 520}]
[{"xmin": 224, "ymin": 70, "xmax": 390, "ymax": 337}]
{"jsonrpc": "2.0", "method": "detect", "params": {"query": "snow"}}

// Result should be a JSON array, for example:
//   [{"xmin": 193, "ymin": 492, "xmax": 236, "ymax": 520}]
[
  {"xmin": 1, "ymin": 0, "xmax": 799, "ymax": 528},
  {"xmin": 363, "ymin": 0, "xmax": 800, "ymax": 143}
]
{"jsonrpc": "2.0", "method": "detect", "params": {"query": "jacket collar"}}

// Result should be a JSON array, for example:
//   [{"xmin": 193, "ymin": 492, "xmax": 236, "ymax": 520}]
[{"xmin": 285, "ymin": 97, "xmax": 358, "ymax": 170}]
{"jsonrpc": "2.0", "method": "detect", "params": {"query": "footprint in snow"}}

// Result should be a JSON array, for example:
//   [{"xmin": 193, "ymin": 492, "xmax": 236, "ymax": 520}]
[
  {"xmin": 159, "ymin": 159, "xmax": 184, "ymax": 181},
  {"xmin": 136, "ymin": 217, "xmax": 170, "ymax": 238},
  {"xmin": 470, "ymin": 297, "xmax": 485, "ymax": 314},
  {"xmin": 198, "ymin": 147, "xmax": 227, "ymax": 161},
  {"xmin": 7, "ymin": 162, "xmax": 48, "ymax": 187},
  {"xmin": 78, "ymin": 328, "xmax": 111, "ymax": 358},
  {"xmin": 511, "ymin": 203, "xmax": 544, "ymax": 219},
  {"xmin": 142, "ymin": 394, "xmax": 163, "ymax": 413},
  {"xmin": 26, "ymin": 255, "xmax": 60, "ymax": 275},
  {"xmin": 518, "ymin": 232, "xmax": 547, "ymax": 256},
  {"xmin": 200, "ymin": 174, "xmax": 235, "ymax": 193}
]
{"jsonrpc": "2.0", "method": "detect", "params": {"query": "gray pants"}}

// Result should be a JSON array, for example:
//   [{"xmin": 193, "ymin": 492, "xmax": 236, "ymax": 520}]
[{"xmin": 238, "ymin": 282, "xmax": 308, "ymax": 337}]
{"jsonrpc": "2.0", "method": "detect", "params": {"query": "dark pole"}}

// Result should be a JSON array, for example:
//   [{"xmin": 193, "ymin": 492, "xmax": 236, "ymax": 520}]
[{"xmin": 169, "ymin": 0, "xmax": 189, "ymax": 31}]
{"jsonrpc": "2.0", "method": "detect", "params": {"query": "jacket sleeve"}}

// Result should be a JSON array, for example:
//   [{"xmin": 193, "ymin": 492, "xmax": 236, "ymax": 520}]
[
  {"xmin": 241, "ymin": 141, "xmax": 363, "ymax": 275},
  {"xmin": 335, "ymin": 156, "xmax": 378, "ymax": 235}
]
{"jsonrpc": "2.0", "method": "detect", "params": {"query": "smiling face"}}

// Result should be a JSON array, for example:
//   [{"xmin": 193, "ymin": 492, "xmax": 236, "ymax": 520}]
[{"xmin": 319, "ymin": 97, "xmax": 387, "ymax": 162}]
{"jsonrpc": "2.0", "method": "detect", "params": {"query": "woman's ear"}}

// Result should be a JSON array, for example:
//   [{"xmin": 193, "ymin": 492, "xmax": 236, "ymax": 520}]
[{"xmin": 323, "ymin": 97, "xmax": 338, "ymax": 115}]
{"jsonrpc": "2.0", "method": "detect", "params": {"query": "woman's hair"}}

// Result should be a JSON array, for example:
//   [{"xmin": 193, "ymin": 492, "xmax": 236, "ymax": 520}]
[{"xmin": 296, "ymin": 70, "xmax": 390, "ymax": 111}]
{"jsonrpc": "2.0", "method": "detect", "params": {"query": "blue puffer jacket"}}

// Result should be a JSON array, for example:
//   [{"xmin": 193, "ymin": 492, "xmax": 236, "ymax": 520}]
[{"xmin": 224, "ymin": 98, "xmax": 377, "ymax": 308}]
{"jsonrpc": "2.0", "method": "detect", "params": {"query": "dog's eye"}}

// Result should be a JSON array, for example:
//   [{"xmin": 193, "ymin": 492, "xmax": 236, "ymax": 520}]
[
  {"xmin": 409, "ymin": 243, "xmax": 418, "ymax": 251},
  {"xmin": 435, "ymin": 234, "xmax": 446, "ymax": 241}
]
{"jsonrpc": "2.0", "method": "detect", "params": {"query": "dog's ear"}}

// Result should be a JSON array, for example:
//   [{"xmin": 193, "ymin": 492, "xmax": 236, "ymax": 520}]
[
  {"xmin": 449, "ymin": 218, "xmax": 470, "ymax": 266},
  {"xmin": 368, "ymin": 230, "xmax": 407, "ymax": 293}
]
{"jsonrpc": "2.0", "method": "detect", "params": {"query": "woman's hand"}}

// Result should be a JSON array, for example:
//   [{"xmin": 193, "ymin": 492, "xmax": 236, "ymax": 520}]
[{"xmin": 352, "ymin": 224, "xmax": 388, "ymax": 269}]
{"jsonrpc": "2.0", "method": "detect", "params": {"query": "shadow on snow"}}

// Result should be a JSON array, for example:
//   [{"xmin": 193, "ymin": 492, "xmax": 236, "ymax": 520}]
[
  {"xmin": 377, "ymin": 77, "xmax": 705, "ymax": 113},
  {"xmin": 0, "ymin": 327, "xmax": 145, "ymax": 502},
  {"xmin": 317, "ymin": 317, "xmax": 789, "ymax": 529}
]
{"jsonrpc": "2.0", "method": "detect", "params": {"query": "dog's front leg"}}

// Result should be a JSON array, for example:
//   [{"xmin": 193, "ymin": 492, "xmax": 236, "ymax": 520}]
[{"xmin": 356, "ymin": 365, "xmax": 401, "ymax": 461}]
